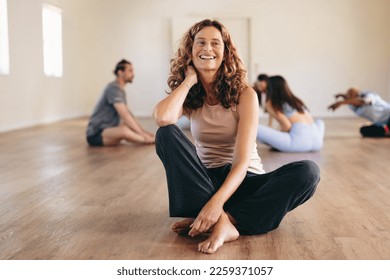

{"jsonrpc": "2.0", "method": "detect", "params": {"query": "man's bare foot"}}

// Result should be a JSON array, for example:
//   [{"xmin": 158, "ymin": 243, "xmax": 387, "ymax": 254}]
[
  {"xmin": 171, "ymin": 218, "xmax": 194, "ymax": 234},
  {"xmin": 198, "ymin": 212, "xmax": 239, "ymax": 254}
]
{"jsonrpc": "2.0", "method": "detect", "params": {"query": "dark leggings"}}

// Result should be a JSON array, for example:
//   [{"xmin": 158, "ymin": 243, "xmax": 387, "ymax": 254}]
[
  {"xmin": 155, "ymin": 125, "xmax": 320, "ymax": 235},
  {"xmin": 360, "ymin": 124, "xmax": 387, "ymax": 137}
]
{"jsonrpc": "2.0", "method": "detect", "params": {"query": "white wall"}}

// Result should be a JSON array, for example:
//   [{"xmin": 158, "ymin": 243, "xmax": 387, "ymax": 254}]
[
  {"xmin": 83, "ymin": 0, "xmax": 390, "ymax": 118},
  {"xmin": 253, "ymin": 0, "xmax": 390, "ymax": 117},
  {"xmin": 0, "ymin": 0, "xmax": 91, "ymax": 132},
  {"xmin": 1, "ymin": 0, "xmax": 390, "ymax": 132}
]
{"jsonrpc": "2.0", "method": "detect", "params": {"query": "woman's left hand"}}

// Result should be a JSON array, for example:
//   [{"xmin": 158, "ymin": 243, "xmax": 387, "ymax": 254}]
[{"xmin": 188, "ymin": 199, "xmax": 223, "ymax": 237}]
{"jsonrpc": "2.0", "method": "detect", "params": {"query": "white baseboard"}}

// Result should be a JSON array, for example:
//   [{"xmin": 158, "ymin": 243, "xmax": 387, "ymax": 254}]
[
  {"xmin": 0, "ymin": 111, "xmax": 358, "ymax": 133},
  {"xmin": 0, "ymin": 112, "xmax": 87, "ymax": 133},
  {"xmin": 259, "ymin": 112, "xmax": 356, "ymax": 119}
]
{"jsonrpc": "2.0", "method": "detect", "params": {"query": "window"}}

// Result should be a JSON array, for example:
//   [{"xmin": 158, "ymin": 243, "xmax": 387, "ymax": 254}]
[
  {"xmin": 42, "ymin": 4, "xmax": 63, "ymax": 77},
  {"xmin": 0, "ymin": 0, "xmax": 10, "ymax": 75}
]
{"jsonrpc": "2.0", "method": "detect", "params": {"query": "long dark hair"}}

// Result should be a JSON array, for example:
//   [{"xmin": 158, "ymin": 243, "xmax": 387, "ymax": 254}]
[
  {"xmin": 267, "ymin": 75, "xmax": 306, "ymax": 113},
  {"xmin": 167, "ymin": 19, "xmax": 248, "ymax": 110}
]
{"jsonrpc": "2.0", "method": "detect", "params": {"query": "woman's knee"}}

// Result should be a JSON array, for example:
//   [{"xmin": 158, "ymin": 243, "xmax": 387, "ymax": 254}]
[
  {"xmin": 155, "ymin": 125, "xmax": 184, "ymax": 157},
  {"xmin": 156, "ymin": 124, "xmax": 179, "ymax": 138},
  {"xmin": 156, "ymin": 124, "xmax": 180, "ymax": 143},
  {"xmin": 294, "ymin": 160, "xmax": 321, "ymax": 186}
]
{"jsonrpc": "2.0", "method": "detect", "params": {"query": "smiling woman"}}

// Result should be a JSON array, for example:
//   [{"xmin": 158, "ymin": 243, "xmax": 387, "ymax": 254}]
[
  {"xmin": 164, "ymin": 19, "xmax": 247, "ymax": 114},
  {"xmin": 191, "ymin": 27, "xmax": 224, "ymax": 75},
  {"xmin": 153, "ymin": 19, "xmax": 320, "ymax": 254}
]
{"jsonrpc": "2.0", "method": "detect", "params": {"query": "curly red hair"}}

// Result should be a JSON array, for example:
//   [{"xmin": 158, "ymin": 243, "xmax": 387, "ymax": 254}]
[{"xmin": 167, "ymin": 19, "xmax": 248, "ymax": 110}]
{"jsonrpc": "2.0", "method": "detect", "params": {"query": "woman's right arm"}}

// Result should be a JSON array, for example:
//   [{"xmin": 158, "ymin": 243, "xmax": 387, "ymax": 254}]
[
  {"xmin": 153, "ymin": 67, "xmax": 197, "ymax": 127},
  {"xmin": 266, "ymin": 101, "xmax": 291, "ymax": 132},
  {"xmin": 267, "ymin": 115, "xmax": 274, "ymax": 127}
]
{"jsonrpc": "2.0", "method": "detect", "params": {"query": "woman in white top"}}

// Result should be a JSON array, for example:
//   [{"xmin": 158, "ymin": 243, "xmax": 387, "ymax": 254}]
[
  {"xmin": 153, "ymin": 19, "xmax": 320, "ymax": 254},
  {"xmin": 257, "ymin": 76, "xmax": 325, "ymax": 152}
]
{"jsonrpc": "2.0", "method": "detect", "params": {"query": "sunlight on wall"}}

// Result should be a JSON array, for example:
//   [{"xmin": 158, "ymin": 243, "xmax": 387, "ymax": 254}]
[
  {"xmin": 0, "ymin": 0, "xmax": 10, "ymax": 75},
  {"xmin": 42, "ymin": 4, "xmax": 63, "ymax": 77}
]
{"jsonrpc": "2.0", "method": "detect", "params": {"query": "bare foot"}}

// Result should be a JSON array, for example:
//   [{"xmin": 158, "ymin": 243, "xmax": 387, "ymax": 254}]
[
  {"xmin": 198, "ymin": 212, "xmax": 239, "ymax": 254},
  {"xmin": 171, "ymin": 218, "xmax": 194, "ymax": 234}
]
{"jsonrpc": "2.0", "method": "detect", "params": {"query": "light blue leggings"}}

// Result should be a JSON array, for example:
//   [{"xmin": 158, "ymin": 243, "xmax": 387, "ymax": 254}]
[{"xmin": 257, "ymin": 119, "xmax": 325, "ymax": 152}]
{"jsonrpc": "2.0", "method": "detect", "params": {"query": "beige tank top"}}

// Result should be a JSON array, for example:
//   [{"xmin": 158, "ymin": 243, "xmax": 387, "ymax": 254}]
[{"xmin": 190, "ymin": 102, "xmax": 265, "ymax": 174}]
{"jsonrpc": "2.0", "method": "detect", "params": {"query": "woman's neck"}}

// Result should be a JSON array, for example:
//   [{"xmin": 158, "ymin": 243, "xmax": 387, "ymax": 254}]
[
  {"xmin": 202, "ymin": 82, "xmax": 219, "ymax": 105},
  {"xmin": 199, "ymin": 71, "xmax": 218, "ymax": 104}
]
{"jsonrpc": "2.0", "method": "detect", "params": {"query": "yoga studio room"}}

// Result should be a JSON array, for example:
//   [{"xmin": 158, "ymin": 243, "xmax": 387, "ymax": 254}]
[{"xmin": 0, "ymin": 0, "xmax": 389, "ymax": 273}]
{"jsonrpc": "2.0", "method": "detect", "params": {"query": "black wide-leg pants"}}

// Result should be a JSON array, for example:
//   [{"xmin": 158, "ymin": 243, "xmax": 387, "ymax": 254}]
[{"xmin": 155, "ymin": 125, "xmax": 320, "ymax": 235}]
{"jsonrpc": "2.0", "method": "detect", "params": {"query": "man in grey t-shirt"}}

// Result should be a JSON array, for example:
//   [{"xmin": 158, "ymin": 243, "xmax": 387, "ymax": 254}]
[{"xmin": 86, "ymin": 59, "xmax": 155, "ymax": 146}]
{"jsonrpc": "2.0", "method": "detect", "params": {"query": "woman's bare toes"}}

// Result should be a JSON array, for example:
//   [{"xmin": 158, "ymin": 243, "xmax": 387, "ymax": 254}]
[
  {"xmin": 171, "ymin": 218, "xmax": 194, "ymax": 234},
  {"xmin": 197, "ymin": 213, "xmax": 239, "ymax": 254}
]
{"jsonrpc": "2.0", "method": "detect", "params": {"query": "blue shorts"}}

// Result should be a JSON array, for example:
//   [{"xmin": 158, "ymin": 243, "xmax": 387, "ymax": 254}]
[{"xmin": 87, "ymin": 129, "xmax": 103, "ymax": 146}]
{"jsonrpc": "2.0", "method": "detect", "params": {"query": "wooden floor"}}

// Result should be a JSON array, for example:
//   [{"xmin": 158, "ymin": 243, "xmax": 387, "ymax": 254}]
[{"xmin": 0, "ymin": 117, "xmax": 389, "ymax": 260}]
